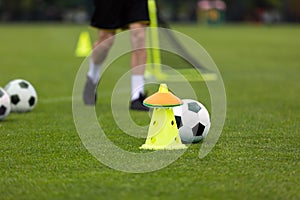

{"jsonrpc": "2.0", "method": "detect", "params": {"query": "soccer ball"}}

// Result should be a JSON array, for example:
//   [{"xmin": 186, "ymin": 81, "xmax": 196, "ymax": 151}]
[
  {"xmin": 173, "ymin": 99, "xmax": 211, "ymax": 143},
  {"xmin": 0, "ymin": 87, "xmax": 11, "ymax": 121},
  {"xmin": 5, "ymin": 79, "xmax": 38, "ymax": 113}
]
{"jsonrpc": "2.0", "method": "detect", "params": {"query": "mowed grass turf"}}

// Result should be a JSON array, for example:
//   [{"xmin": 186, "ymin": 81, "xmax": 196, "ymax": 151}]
[{"xmin": 0, "ymin": 23, "xmax": 299, "ymax": 200}]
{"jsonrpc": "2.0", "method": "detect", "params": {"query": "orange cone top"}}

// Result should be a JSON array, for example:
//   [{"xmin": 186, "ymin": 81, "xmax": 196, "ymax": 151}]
[{"xmin": 143, "ymin": 84, "xmax": 183, "ymax": 108}]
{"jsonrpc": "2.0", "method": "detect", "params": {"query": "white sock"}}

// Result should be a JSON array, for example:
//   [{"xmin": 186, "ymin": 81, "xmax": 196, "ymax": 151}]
[
  {"xmin": 131, "ymin": 75, "xmax": 145, "ymax": 100},
  {"xmin": 87, "ymin": 60, "xmax": 102, "ymax": 84}
]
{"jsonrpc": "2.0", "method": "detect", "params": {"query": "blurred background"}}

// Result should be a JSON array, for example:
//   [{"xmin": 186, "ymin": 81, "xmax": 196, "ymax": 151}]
[
  {"xmin": 0, "ymin": 1, "xmax": 299, "ymax": 199},
  {"xmin": 0, "ymin": 0, "xmax": 299, "ymax": 24}
]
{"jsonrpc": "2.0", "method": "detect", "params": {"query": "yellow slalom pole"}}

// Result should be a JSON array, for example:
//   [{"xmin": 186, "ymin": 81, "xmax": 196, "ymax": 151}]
[
  {"xmin": 148, "ymin": 0, "xmax": 161, "ymax": 64},
  {"xmin": 146, "ymin": 0, "xmax": 167, "ymax": 81}
]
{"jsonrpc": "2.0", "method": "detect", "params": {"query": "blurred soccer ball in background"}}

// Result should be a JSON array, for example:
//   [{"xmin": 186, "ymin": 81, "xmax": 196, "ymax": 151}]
[
  {"xmin": 5, "ymin": 79, "xmax": 38, "ymax": 113},
  {"xmin": 0, "ymin": 87, "xmax": 11, "ymax": 121},
  {"xmin": 173, "ymin": 99, "xmax": 211, "ymax": 143}
]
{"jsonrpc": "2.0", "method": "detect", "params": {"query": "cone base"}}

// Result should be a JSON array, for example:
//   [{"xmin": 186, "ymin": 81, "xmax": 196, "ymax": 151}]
[{"xmin": 139, "ymin": 143, "xmax": 187, "ymax": 150}]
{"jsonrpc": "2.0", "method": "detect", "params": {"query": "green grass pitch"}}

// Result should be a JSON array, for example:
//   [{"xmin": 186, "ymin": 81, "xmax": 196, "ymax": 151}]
[{"xmin": 0, "ymin": 23, "xmax": 299, "ymax": 200}]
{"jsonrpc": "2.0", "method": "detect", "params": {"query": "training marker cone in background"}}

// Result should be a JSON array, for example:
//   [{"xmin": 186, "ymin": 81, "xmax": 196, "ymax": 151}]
[
  {"xmin": 75, "ymin": 31, "xmax": 92, "ymax": 57},
  {"xmin": 140, "ymin": 84, "xmax": 187, "ymax": 150}
]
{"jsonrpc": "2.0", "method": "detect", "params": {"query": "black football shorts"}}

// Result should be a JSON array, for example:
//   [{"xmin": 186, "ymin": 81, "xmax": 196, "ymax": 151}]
[{"xmin": 91, "ymin": 0, "xmax": 150, "ymax": 29}]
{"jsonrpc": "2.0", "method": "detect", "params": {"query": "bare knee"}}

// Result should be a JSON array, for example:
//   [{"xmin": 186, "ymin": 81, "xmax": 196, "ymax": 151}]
[
  {"xmin": 130, "ymin": 24, "xmax": 146, "ymax": 50},
  {"xmin": 92, "ymin": 30, "xmax": 115, "ymax": 64},
  {"xmin": 94, "ymin": 31, "xmax": 115, "ymax": 51}
]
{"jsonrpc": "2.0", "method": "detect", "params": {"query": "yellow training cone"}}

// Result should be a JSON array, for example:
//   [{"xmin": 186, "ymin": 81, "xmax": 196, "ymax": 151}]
[
  {"xmin": 140, "ymin": 84, "xmax": 187, "ymax": 150},
  {"xmin": 75, "ymin": 31, "xmax": 92, "ymax": 57}
]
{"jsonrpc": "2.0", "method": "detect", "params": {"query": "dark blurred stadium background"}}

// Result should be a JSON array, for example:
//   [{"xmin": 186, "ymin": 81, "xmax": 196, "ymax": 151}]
[{"xmin": 0, "ymin": 0, "xmax": 299, "ymax": 23}]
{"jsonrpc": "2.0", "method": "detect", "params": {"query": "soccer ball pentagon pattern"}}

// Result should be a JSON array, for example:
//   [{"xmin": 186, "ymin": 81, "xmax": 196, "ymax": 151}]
[
  {"xmin": 5, "ymin": 79, "xmax": 38, "ymax": 113},
  {"xmin": 173, "ymin": 99, "xmax": 211, "ymax": 143},
  {"xmin": 0, "ymin": 87, "xmax": 11, "ymax": 121}
]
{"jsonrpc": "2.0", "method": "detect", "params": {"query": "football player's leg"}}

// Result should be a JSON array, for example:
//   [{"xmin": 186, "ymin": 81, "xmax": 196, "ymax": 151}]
[
  {"xmin": 84, "ymin": 30, "xmax": 115, "ymax": 105},
  {"xmin": 129, "ymin": 23, "xmax": 149, "ymax": 111},
  {"xmin": 88, "ymin": 30, "xmax": 115, "ymax": 84}
]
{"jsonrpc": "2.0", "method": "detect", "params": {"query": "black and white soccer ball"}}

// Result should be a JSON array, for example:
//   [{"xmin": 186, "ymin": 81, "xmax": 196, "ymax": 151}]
[
  {"xmin": 5, "ymin": 79, "xmax": 38, "ymax": 113},
  {"xmin": 0, "ymin": 87, "xmax": 11, "ymax": 121},
  {"xmin": 173, "ymin": 99, "xmax": 211, "ymax": 143}
]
